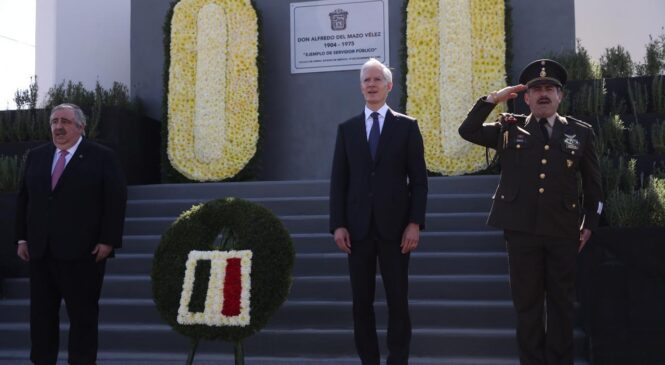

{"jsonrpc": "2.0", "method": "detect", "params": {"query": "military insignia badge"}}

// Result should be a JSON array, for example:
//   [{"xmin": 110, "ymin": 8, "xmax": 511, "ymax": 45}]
[
  {"xmin": 563, "ymin": 133, "xmax": 580, "ymax": 151},
  {"xmin": 566, "ymin": 159, "xmax": 574, "ymax": 168}
]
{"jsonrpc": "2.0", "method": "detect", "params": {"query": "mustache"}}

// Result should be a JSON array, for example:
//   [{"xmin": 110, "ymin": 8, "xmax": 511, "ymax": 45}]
[
  {"xmin": 53, "ymin": 129, "xmax": 66, "ymax": 135},
  {"xmin": 537, "ymin": 97, "xmax": 551, "ymax": 104}
]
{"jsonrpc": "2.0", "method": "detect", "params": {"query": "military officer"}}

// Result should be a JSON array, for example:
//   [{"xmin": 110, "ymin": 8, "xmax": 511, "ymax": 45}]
[{"xmin": 458, "ymin": 59, "xmax": 603, "ymax": 365}]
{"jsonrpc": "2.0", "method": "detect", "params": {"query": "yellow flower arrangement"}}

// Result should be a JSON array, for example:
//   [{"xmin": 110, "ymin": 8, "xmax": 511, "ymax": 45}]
[
  {"xmin": 167, "ymin": 0, "xmax": 258, "ymax": 181},
  {"xmin": 406, "ymin": 0, "xmax": 506, "ymax": 175}
]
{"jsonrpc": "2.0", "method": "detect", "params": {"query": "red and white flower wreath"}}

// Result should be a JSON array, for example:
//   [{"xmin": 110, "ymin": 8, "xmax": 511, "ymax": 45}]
[{"xmin": 177, "ymin": 250, "xmax": 252, "ymax": 327}]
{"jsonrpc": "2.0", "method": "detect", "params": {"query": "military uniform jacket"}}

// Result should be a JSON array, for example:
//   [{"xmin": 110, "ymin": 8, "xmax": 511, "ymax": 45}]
[{"xmin": 458, "ymin": 98, "xmax": 603, "ymax": 239}]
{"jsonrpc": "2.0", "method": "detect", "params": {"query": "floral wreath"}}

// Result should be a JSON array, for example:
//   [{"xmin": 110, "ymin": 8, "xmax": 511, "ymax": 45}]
[
  {"xmin": 151, "ymin": 198, "xmax": 294, "ymax": 343},
  {"xmin": 405, "ymin": 0, "xmax": 507, "ymax": 175}
]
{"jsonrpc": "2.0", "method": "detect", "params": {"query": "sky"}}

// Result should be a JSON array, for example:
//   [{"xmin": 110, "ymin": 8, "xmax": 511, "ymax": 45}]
[
  {"xmin": 0, "ymin": 0, "xmax": 664, "ymax": 109},
  {"xmin": 574, "ymin": 0, "xmax": 665, "ymax": 64},
  {"xmin": 0, "ymin": 0, "xmax": 35, "ymax": 110}
]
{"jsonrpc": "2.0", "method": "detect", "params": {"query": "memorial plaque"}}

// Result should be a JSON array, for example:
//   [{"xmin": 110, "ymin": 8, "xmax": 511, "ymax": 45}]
[{"xmin": 290, "ymin": 0, "xmax": 389, "ymax": 73}]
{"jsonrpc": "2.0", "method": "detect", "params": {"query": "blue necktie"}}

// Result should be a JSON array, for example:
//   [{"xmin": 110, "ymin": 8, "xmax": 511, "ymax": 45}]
[{"xmin": 369, "ymin": 112, "xmax": 380, "ymax": 160}]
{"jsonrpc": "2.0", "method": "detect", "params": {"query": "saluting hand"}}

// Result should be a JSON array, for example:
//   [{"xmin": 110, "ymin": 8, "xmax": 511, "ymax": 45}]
[
  {"xmin": 487, "ymin": 84, "xmax": 528, "ymax": 104},
  {"xmin": 401, "ymin": 223, "xmax": 420, "ymax": 254}
]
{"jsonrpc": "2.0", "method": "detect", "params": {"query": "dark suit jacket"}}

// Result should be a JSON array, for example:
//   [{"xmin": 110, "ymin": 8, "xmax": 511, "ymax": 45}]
[
  {"xmin": 458, "ymin": 98, "xmax": 603, "ymax": 239},
  {"xmin": 15, "ymin": 139, "xmax": 127, "ymax": 260},
  {"xmin": 329, "ymin": 108, "xmax": 428, "ymax": 241}
]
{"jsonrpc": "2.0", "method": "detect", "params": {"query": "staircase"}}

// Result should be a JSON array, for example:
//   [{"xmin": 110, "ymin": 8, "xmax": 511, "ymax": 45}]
[{"xmin": 0, "ymin": 176, "xmax": 589, "ymax": 364}]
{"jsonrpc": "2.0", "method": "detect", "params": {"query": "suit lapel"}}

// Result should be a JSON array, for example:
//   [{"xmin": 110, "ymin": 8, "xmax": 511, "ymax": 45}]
[
  {"xmin": 43, "ymin": 144, "xmax": 57, "ymax": 191},
  {"xmin": 353, "ymin": 113, "xmax": 373, "ymax": 164},
  {"xmin": 374, "ymin": 108, "xmax": 397, "ymax": 165},
  {"xmin": 549, "ymin": 114, "xmax": 568, "ymax": 144}
]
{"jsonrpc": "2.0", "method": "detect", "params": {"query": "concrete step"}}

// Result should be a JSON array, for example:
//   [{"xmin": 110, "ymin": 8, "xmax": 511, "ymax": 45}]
[
  {"xmin": 125, "ymin": 193, "xmax": 493, "ymax": 217},
  {"xmin": 0, "ymin": 353, "xmax": 590, "ymax": 365},
  {"xmin": 0, "ymin": 353, "xmax": 589, "ymax": 365},
  {"xmin": 100, "ymin": 252, "xmax": 508, "ymax": 276},
  {"xmin": 0, "ymin": 323, "xmax": 586, "ymax": 358},
  {"xmin": 0, "ymin": 299, "xmax": 516, "ymax": 329},
  {"xmin": 126, "ymin": 176, "xmax": 499, "ymax": 200},
  {"xmin": 119, "ymin": 231, "xmax": 506, "ymax": 255},
  {"xmin": 2, "ymin": 275, "xmax": 511, "ymax": 301},
  {"xmin": 122, "ymin": 213, "xmax": 492, "ymax": 236}
]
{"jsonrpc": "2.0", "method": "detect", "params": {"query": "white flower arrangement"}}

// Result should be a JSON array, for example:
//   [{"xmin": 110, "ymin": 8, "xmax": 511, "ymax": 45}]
[
  {"xmin": 167, "ymin": 0, "xmax": 259, "ymax": 181},
  {"xmin": 177, "ymin": 250, "xmax": 253, "ymax": 327},
  {"xmin": 406, "ymin": 0, "xmax": 506, "ymax": 175}
]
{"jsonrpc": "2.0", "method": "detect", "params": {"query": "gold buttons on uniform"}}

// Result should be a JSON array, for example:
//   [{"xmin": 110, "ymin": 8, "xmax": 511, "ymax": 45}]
[
  {"xmin": 516, "ymin": 144, "xmax": 521, "ymax": 149},
  {"xmin": 541, "ymin": 159, "xmax": 547, "ymax": 165},
  {"xmin": 544, "ymin": 145, "xmax": 550, "ymax": 150},
  {"xmin": 538, "ymin": 188, "xmax": 545, "ymax": 194},
  {"xmin": 571, "ymin": 151, "xmax": 575, "ymax": 155},
  {"xmin": 501, "ymin": 195, "xmax": 505, "ymax": 199},
  {"xmin": 572, "ymin": 203, "xmax": 576, "ymax": 208},
  {"xmin": 539, "ymin": 173, "xmax": 546, "ymax": 179}
]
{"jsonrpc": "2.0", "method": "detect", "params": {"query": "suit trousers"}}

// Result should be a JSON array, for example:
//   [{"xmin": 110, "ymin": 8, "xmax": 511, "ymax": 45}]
[
  {"xmin": 504, "ymin": 230, "xmax": 577, "ymax": 365},
  {"xmin": 29, "ymin": 253, "xmax": 106, "ymax": 365},
  {"xmin": 348, "ymin": 225, "xmax": 411, "ymax": 365}
]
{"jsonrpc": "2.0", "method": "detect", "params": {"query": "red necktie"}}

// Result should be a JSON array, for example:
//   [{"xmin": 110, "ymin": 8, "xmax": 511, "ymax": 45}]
[{"xmin": 51, "ymin": 149, "xmax": 68, "ymax": 190}]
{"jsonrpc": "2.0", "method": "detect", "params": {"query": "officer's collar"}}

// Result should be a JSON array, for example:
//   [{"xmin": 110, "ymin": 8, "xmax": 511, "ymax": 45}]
[{"xmin": 526, "ymin": 113, "xmax": 567, "ymax": 127}]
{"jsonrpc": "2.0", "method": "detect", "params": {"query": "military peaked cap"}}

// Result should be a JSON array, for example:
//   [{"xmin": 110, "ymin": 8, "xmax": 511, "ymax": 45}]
[{"xmin": 519, "ymin": 59, "xmax": 567, "ymax": 88}]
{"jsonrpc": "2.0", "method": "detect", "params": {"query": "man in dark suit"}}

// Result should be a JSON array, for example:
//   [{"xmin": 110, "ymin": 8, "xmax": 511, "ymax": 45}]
[
  {"xmin": 458, "ymin": 59, "xmax": 603, "ymax": 365},
  {"xmin": 329, "ymin": 58, "xmax": 428, "ymax": 365},
  {"xmin": 15, "ymin": 103, "xmax": 127, "ymax": 365}
]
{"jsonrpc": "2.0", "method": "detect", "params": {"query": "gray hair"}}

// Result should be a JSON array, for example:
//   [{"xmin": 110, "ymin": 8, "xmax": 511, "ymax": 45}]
[
  {"xmin": 50, "ymin": 103, "xmax": 87, "ymax": 136},
  {"xmin": 360, "ymin": 58, "xmax": 392, "ymax": 84}
]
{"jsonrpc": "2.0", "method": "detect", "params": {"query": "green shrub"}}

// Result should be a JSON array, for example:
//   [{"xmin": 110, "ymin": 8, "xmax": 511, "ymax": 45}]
[
  {"xmin": 600, "ymin": 115, "xmax": 627, "ymax": 157},
  {"xmin": 652, "ymin": 120, "xmax": 665, "ymax": 155},
  {"xmin": 13, "ymin": 76, "xmax": 38, "ymax": 110},
  {"xmin": 571, "ymin": 79, "xmax": 605, "ymax": 116},
  {"xmin": 626, "ymin": 79, "xmax": 648, "ymax": 115},
  {"xmin": 605, "ymin": 177, "xmax": 665, "ymax": 228},
  {"xmin": 0, "ymin": 155, "xmax": 25, "ymax": 192},
  {"xmin": 45, "ymin": 81, "xmax": 96, "ymax": 109},
  {"xmin": 653, "ymin": 76, "xmax": 665, "ymax": 114},
  {"xmin": 600, "ymin": 45, "xmax": 634, "ymax": 78},
  {"xmin": 635, "ymin": 32, "xmax": 665, "ymax": 76},
  {"xmin": 650, "ymin": 177, "xmax": 665, "ymax": 225},
  {"xmin": 654, "ymin": 161, "xmax": 665, "ymax": 178},
  {"xmin": 628, "ymin": 122, "xmax": 647, "ymax": 155},
  {"xmin": 609, "ymin": 92, "xmax": 628, "ymax": 115},
  {"xmin": 549, "ymin": 40, "xmax": 598, "ymax": 81},
  {"xmin": 1, "ymin": 79, "xmax": 134, "ymax": 142},
  {"xmin": 600, "ymin": 155, "xmax": 620, "ymax": 196},
  {"xmin": 618, "ymin": 158, "xmax": 637, "ymax": 193}
]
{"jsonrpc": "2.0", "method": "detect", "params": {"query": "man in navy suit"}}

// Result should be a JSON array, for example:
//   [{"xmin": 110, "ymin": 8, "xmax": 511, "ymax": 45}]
[
  {"xmin": 329, "ymin": 58, "xmax": 428, "ymax": 365},
  {"xmin": 15, "ymin": 103, "xmax": 127, "ymax": 365}
]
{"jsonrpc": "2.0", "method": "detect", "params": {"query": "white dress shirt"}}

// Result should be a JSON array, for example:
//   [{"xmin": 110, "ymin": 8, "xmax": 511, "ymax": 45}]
[
  {"xmin": 364, "ymin": 104, "xmax": 389, "ymax": 140},
  {"xmin": 51, "ymin": 136, "xmax": 83, "ymax": 174}
]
